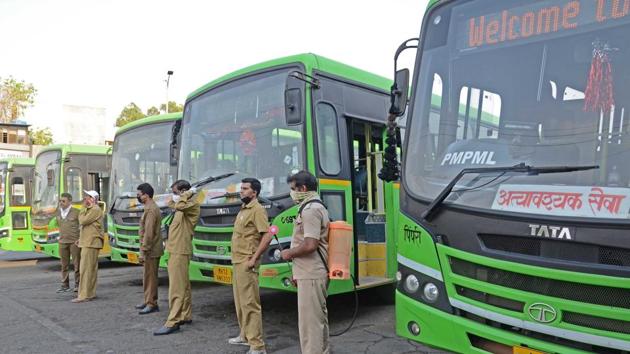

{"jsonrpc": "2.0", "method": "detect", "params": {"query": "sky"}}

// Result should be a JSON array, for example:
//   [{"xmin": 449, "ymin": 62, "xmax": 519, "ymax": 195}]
[{"xmin": 0, "ymin": 0, "xmax": 428, "ymax": 142}]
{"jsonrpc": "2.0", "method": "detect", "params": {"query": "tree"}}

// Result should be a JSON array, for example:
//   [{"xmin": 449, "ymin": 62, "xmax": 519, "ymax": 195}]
[
  {"xmin": 116, "ymin": 102, "xmax": 146, "ymax": 127},
  {"xmin": 160, "ymin": 101, "xmax": 183, "ymax": 114},
  {"xmin": 0, "ymin": 77, "xmax": 37, "ymax": 123},
  {"xmin": 29, "ymin": 127, "xmax": 53, "ymax": 145},
  {"xmin": 146, "ymin": 106, "xmax": 161, "ymax": 116}
]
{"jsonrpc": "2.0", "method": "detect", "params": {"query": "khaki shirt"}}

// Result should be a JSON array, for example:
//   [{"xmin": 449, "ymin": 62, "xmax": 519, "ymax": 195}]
[
  {"xmin": 78, "ymin": 204, "xmax": 104, "ymax": 249},
  {"xmin": 290, "ymin": 197, "xmax": 329, "ymax": 280},
  {"xmin": 166, "ymin": 190, "xmax": 201, "ymax": 255},
  {"xmin": 139, "ymin": 199, "xmax": 164, "ymax": 258},
  {"xmin": 56, "ymin": 207, "xmax": 80, "ymax": 244},
  {"xmin": 231, "ymin": 199, "xmax": 269, "ymax": 265}
]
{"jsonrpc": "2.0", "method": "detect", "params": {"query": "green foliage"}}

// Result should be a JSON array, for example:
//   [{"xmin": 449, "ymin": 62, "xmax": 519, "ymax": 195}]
[
  {"xmin": 146, "ymin": 106, "xmax": 161, "ymax": 116},
  {"xmin": 29, "ymin": 127, "xmax": 53, "ymax": 145},
  {"xmin": 159, "ymin": 101, "xmax": 183, "ymax": 114},
  {"xmin": 0, "ymin": 77, "xmax": 37, "ymax": 123},
  {"xmin": 116, "ymin": 102, "xmax": 146, "ymax": 127}
]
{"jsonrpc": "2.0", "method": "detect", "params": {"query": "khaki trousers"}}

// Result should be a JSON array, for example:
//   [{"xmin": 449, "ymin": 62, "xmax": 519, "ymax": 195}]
[
  {"xmin": 297, "ymin": 278, "xmax": 330, "ymax": 354},
  {"xmin": 232, "ymin": 262, "xmax": 265, "ymax": 351},
  {"xmin": 165, "ymin": 254, "xmax": 191, "ymax": 327},
  {"xmin": 143, "ymin": 257, "xmax": 160, "ymax": 307},
  {"xmin": 78, "ymin": 247, "xmax": 99, "ymax": 299},
  {"xmin": 59, "ymin": 242, "xmax": 80, "ymax": 288}
]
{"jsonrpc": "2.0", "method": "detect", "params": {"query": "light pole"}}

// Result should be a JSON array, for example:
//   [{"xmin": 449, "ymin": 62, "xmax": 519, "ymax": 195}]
[{"xmin": 165, "ymin": 70, "xmax": 174, "ymax": 113}]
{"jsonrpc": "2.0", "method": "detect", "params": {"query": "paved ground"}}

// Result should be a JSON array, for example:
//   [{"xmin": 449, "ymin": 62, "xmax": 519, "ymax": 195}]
[{"xmin": 0, "ymin": 253, "xmax": 448, "ymax": 354}]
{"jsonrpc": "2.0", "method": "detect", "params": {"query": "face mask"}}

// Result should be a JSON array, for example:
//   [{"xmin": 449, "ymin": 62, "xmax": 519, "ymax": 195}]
[
  {"xmin": 290, "ymin": 190, "xmax": 313, "ymax": 204},
  {"xmin": 137, "ymin": 195, "xmax": 143, "ymax": 204},
  {"xmin": 172, "ymin": 194, "xmax": 181, "ymax": 203},
  {"xmin": 241, "ymin": 196, "xmax": 253, "ymax": 205}
]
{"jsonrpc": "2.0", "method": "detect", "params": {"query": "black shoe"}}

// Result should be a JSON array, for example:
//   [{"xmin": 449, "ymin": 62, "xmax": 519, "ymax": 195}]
[
  {"xmin": 139, "ymin": 306, "xmax": 159, "ymax": 315},
  {"xmin": 178, "ymin": 319, "xmax": 192, "ymax": 325},
  {"xmin": 134, "ymin": 303, "xmax": 146, "ymax": 310},
  {"xmin": 56, "ymin": 286, "xmax": 71, "ymax": 293},
  {"xmin": 73, "ymin": 286, "xmax": 78, "ymax": 293},
  {"xmin": 153, "ymin": 325, "xmax": 180, "ymax": 336}
]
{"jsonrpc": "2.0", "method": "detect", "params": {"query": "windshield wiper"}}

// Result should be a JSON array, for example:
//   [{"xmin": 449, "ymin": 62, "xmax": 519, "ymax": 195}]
[
  {"xmin": 421, "ymin": 163, "xmax": 599, "ymax": 222},
  {"xmin": 211, "ymin": 192, "xmax": 240, "ymax": 200}
]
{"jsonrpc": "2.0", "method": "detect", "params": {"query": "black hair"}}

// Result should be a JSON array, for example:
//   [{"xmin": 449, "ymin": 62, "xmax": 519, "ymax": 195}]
[
  {"xmin": 137, "ymin": 183, "xmax": 154, "ymax": 198},
  {"xmin": 171, "ymin": 179, "xmax": 191, "ymax": 192},
  {"xmin": 241, "ymin": 177, "xmax": 262, "ymax": 196},
  {"xmin": 286, "ymin": 170, "xmax": 318, "ymax": 191},
  {"xmin": 60, "ymin": 192, "xmax": 72, "ymax": 201}
]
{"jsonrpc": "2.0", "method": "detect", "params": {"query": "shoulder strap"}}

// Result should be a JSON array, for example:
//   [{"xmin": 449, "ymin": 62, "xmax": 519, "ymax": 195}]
[{"xmin": 297, "ymin": 199, "xmax": 330, "ymax": 274}]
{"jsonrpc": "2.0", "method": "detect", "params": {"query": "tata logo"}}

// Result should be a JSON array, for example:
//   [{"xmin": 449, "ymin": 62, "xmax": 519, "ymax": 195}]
[
  {"xmin": 528, "ymin": 224, "xmax": 572, "ymax": 240},
  {"xmin": 216, "ymin": 245, "xmax": 228, "ymax": 255},
  {"xmin": 216, "ymin": 208, "xmax": 230, "ymax": 215},
  {"xmin": 527, "ymin": 303, "xmax": 557, "ymax": 323}
]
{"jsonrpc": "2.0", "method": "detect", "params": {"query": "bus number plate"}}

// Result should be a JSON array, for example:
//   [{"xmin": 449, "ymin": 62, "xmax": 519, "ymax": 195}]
[
  {"xmin": 127, "ymin": 253, "xmax": 139, "ymax": 264},
  {"xmin": 214, "ymin": 266, "xmax": 232, "ymax": 284},
  {"xmin": 513, "ymin": 346, "xmax": 546, "ymax": 354}
]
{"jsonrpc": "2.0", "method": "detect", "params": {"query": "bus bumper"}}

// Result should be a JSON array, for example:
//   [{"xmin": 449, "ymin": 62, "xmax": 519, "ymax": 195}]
[
  {"xmin": 32, "ymin": 241, "xmax": 60, "ymax": 258},
  {"xmin": 396, "ymin": 291, "xmax": 594, "ymax": 354},
  {"xmin": 0, "ymin": 229, "xmax": 33, "ymax": 252}
]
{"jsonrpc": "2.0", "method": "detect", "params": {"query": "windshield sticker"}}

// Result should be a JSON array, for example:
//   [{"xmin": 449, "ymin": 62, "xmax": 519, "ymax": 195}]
[
  {"xmin": 440, "ymin": 150, "xmax": 497, "ymax": 166},
  {"xmin": 492, "ymin": 184, "xmax": 630, "ymax": 218}
]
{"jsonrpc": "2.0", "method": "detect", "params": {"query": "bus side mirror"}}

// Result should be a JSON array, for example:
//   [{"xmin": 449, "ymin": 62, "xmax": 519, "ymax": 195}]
[
  {"xmin": 390, "ymin": 69, "xmax": 410, "ymax": 117},
  {"xmin": 170, "ymin": 119, "xmax": 182, "ymax": 166},
  {"xmin": 284, "ymin": 88, "xmax": 303, "ymax": 125}
]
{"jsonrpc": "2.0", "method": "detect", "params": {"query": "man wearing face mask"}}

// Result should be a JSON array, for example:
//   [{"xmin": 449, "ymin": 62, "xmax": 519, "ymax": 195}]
[
  {"xmin": 72, "ymin": 190, "xmax": 103, "ymax": 303},
  {"xmin": 228, "ymin": 178, "xmax": 272, "ymax": 354},
  {"xmin": 281, "ymin": 170, "xmax": 330, "ymax": 354},
  {"xmin": 154, "ymin": 180, "xmax": 200, "ymax": 336},
  {"xmin": 135, "ymin": 183, "xmax": 163, "ymax": 315},
  {"xmin": 56, "ymin": 193, "xmax": 80, "ymax": 293}
]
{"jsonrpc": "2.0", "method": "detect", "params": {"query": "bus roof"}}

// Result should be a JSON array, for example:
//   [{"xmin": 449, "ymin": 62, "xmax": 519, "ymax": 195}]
[
  {"xmin": 0, "ymin": 157, "xmax": 35, "ymax": 167},
  {"xmin": 36, "ymin": 144, "xmax": 111, "ymax": 157},
  {"xmin": 187, "ymin": 53, "xmax": 392, "ymax": 101},
  {"xmin": 116, "ymin": 112, "xmax": 182, "ymax": 136}
]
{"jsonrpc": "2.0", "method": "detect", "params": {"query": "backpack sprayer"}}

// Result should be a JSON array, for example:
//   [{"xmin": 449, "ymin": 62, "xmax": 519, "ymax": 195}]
[{"xmin": 268, "ymin": 199, "xmax": 358, "ymax": 337}]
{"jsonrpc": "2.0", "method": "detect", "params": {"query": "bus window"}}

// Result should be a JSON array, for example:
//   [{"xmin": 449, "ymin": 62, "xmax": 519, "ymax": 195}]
[
  {"xmin": 65, "ymin": 167, "xmax": 82, "ymax": 202},
  {"xmin": 10, "ymin": 177, "xmax": 27, "ymax": 206},
  {"xmin": 315, "ymin": 102, "xmax": 341, "ymax": 175}
]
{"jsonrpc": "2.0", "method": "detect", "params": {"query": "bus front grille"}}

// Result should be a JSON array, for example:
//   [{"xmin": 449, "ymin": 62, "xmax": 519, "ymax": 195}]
[{"xmin": 449, "ymin": 257, "xmax": 630, "ymax": 309}]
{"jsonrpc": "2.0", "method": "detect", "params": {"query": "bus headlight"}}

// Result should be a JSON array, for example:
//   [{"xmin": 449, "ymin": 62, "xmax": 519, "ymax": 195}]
[
  {"xmin": 404, "ymin": 274, "xmax": 420, "ymax": 293},
  {"xmin": 396, "ymin": 271, "xmax": 402, "ymax": 282},
  {"xmin": 423, "ymin": 282, "xmax": 439, "ymax": 303}
]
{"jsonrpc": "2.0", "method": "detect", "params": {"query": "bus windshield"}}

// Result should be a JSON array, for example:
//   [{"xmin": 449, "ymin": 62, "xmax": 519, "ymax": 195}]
[
  {"xmin": 33, "ymin": 151, "xmax": 61, "ymax": 214},
  {"xmin": 110, "ymin": 122, "xmax": 176, "ymax": 211},
  {"xmin": 405, "ymin": 0, "xmax": 630, "ymax": 220},
  {"xmin": 0, "ymin": 163, "xmax": 7, "ymax": 214},
  {"xmin": 179, "ymin": 68, "xmax": 303, "ymax": 205}
]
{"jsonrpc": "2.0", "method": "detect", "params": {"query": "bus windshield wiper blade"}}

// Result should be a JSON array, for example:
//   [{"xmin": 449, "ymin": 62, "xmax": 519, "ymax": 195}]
[
  {"xmin": 192, "ymin": 171, "xmax": 237, "ymax": 189},
  {"xmin": 421, "ymin": 163, "xmax": 599, "ymax": 222}
]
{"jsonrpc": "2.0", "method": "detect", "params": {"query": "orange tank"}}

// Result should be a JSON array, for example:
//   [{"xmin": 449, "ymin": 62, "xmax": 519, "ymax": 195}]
[{"xmin": 327, "ymin": 221, "xmax": 353, "ymax": 280}]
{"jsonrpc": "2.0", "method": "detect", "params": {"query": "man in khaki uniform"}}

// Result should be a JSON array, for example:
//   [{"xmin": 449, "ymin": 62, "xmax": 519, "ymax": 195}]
[
  {"xmin": 282, "ymin": 171, "xmax": 330, "ymax": 354},
  {"xmin": 72, "ymin": 190, "xmax": 103, "ymax": 303},
  {"xmin": 56, "ymin": 193, "xmax": 81, "ymax": 293},
  {"xmin": 228, "ymin": 178, "xmax": 272, "ymax": 354},
  {"xmin": 136, "ymin": 183, "xmax": 163, "ymax": 314},
  {"xmin": 154, "ymin": 179, "xmax": 200, "ymax": 335}
]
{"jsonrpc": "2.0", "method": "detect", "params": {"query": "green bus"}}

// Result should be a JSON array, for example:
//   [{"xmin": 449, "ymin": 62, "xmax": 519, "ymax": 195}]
[
  {"xmin": 31, "ymin": 144, "xmax": 112, "ymax": 258},
  {"xmin": 174, "ymin": 53, "xmax": 401, "ymax": 294},
  {"xmin": 0, "ymin": 158, "xmax": 35, "ymax": 252},
  {"xmin": 392, "ymin": 0, "xmax": 630, "ymax": 352},
  {"xmin": 108, "ymin": 113, "xmax": 181, "ymax": 264}
]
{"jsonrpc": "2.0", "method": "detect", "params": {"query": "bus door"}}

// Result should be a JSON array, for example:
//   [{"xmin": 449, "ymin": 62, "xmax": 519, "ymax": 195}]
[{"xmin": 348, "ymin": 120, "xmax": 389, "ymax": 285}]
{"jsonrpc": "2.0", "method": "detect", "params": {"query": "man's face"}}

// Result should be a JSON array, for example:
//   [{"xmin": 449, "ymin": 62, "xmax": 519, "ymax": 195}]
[
  {"xmin": 240, "ymin": 183, "xmax": 256, "ymax": 200},
  {"xmin": 136, "ymin": 191, "xmax": 147, "ymax": 204},
  {"xmin": 83, "ymin": 195, "xmax": 94, "ymax": 206},
  {"xmin": 171, "ymin": 186, "xmax": 180, "ymax": 195},
  {"xmin": 59, "ymin": 197, "xmax": 70, "ymax": 209}
]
